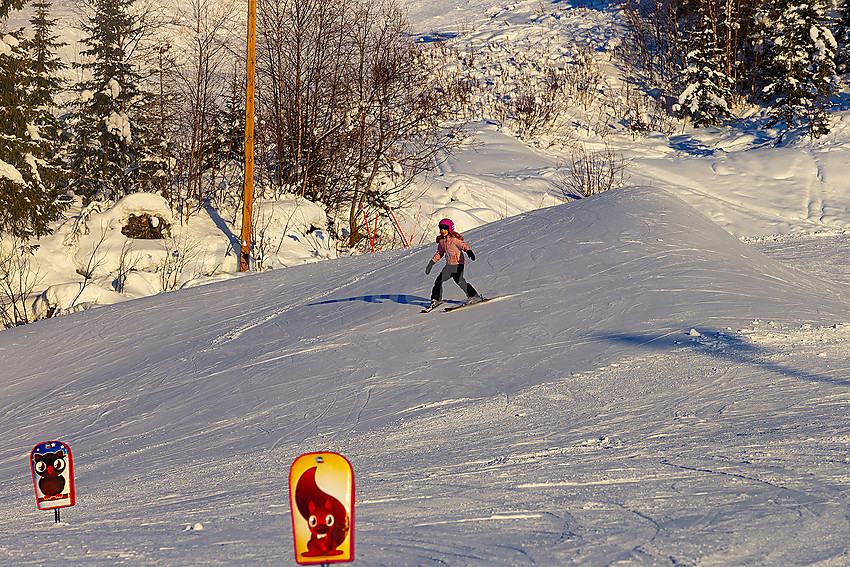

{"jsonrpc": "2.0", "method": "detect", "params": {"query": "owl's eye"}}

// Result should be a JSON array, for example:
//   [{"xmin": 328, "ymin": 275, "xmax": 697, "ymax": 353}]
[
  {"xmin": 35, "ymin": 461, "xmax": 47, "ymax": 473},
  {"xmin": 53, "ymin": 459, "xmax": 66, "ymax": 472},
  {"xmin": 308, "ymin": 515, "xmax": 318, "ymax": 527},
  {"xmin": 325, "ymin": 514, "xmax": 335, "ymax": 527}
]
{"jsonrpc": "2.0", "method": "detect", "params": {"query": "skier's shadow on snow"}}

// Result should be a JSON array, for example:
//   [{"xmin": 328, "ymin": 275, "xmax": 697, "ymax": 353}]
[
  {"xmin": 596, "ymin": 329, "xmax": 850, "ymax": 387},
  {"xmin": 309, "ymin": 294, "xmax": 447, "ymax": 308}
]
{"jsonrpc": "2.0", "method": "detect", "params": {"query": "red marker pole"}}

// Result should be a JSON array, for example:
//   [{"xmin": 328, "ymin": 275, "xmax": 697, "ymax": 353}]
[
  {"xmin": 361, "ymin": 204, "xmax": 374, "ymax": 253},
  {"xmin": 387, "ymin": 205, "xmax": 409, "ymax": 247}
]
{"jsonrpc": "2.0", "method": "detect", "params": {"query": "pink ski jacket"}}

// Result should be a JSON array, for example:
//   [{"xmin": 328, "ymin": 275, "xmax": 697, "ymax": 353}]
[{"xmin": 432, "ymin": 235, "xmax": 472, "ymax": 265}]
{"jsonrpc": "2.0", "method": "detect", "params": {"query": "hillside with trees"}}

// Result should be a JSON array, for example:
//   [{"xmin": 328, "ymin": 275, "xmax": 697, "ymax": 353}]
[{"xmin": 3, "ymin": 0, "xmax": 850, "ymax": 327}]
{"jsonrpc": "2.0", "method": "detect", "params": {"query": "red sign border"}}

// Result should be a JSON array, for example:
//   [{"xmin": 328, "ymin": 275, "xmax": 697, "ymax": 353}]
[{"xmin": 30, "ymin": 441, "xmax": 76, "ymax": 510}]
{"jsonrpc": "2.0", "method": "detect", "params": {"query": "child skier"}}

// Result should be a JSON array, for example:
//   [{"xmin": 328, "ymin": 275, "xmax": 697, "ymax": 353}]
[{"xmin": 425, "ymin": 218, "xmax": 484, "ymax": 310}]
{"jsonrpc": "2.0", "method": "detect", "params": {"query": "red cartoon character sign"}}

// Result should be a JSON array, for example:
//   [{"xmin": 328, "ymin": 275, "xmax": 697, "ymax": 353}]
[
  {"xmin": 289, "ymin": 452, "xmax": 354, "ymax": 564},
  {"xmin": 31, "ymin": 441, "xmax": 75, "ymax": 512}
]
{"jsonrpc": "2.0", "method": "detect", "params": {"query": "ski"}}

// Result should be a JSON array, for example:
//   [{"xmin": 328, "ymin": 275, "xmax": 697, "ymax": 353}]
[
  {"xmin": 420, "ymin": 301, "xmax": 445, "ymax": 313},
  {"xmin": 445, "ymin": 297, "xmax": 493, "ymax": 312}
]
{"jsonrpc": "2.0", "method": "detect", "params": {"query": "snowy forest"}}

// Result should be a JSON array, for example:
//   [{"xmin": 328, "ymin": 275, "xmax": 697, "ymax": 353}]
[{"xmin": 2, "ymin": 0, "xmax": 850, "ymax": 327}]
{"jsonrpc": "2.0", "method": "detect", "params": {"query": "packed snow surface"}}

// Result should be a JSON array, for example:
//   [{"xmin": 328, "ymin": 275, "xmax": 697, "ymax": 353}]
[{"xmin": 1, "ymin": 187, "xmax": 850, "ymax": 565}]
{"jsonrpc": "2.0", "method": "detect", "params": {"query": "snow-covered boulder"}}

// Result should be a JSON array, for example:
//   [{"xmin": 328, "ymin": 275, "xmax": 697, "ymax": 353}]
[
  {"xmin": 88, "ymin": 193, "xmax": 174, "ymax": 236},
  {"xmin": 445, "ymin": 179, "xmax": 472, "ymax": 203},
  {"xmin": 32, "ymin": 280, "xmax": 127, "ymax": 319},
  {"xmin": 253, "ymin": 197, "xmax": 326, "ymax": 236},
  {"xmin": 70, "ymin": 194, "xmax": 175, "ymax": 279}
]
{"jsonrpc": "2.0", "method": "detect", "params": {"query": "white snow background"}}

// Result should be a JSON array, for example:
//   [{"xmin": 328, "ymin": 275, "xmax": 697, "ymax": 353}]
[{"xmin": 3, "ymin": 0, "xmax": 850, "ymax": 565}]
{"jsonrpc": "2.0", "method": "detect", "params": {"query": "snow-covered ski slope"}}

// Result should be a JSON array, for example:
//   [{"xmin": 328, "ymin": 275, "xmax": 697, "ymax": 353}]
[{"xmin": 2, "ymin": 186, "xmax": 850, "ymax": 565}]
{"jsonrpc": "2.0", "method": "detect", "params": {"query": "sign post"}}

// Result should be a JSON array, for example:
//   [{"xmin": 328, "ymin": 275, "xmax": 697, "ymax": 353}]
[
  {"xmin": 289, "ymin": 452, "xmax": 354, "ymax": 564},
  {"xmin": 30, "ymin": 441, "xmax": 75, "ymax": 523}
]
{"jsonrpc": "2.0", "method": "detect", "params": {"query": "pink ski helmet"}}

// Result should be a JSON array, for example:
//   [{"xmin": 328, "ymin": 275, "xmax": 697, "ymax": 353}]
[{"xmin": 438, "ymin": 218, "xmax": 454, "ymax": 232}]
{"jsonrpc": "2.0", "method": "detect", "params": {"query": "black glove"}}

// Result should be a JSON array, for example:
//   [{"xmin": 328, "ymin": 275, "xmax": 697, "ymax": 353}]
[
  {"xmin": 425, "ymin": 260, "xmax": 435, "ymax": 275},
  {"xmin": 467, "ymin": 250, "xmax": 475, "ymax": 261}
]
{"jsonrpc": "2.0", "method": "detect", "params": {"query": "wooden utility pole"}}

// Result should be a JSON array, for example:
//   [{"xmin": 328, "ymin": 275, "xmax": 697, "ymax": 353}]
[{"xmin": 239, "ymin": 0, "xmax": 257, "ymax": 272}]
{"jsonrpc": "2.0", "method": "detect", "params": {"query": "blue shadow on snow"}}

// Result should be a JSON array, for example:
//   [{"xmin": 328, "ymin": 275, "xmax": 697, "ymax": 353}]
[
  {"xmin": 308, "ymin": 294, "xmax": 461, "ymax": 308},
  {"xmin": 593, "ymin": 329, "xmax": 849, "ymax": 387}
]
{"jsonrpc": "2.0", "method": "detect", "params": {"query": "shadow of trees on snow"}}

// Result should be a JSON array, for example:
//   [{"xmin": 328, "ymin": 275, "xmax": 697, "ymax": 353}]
[{"xmin": 594, "ymin": 328, "xmax": 849, "ymax": 387}]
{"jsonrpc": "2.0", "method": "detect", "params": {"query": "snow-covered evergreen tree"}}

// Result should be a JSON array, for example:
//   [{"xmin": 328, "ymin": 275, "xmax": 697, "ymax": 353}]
[
  {"xmin": 676, "ymin": 0, "xmax": 734, "ymax": 126},
  {"xmin": 29, "ymin": 0, "xmax": 67, "ymax": 157},
  {"xmin": 764, "ymin": 0, "xmax": 838, "ymax": 139},
  {"xmin": 66, "ymin": 0, "xmax": 147, "ymax": 202},
  {"xmin": 834, "ymin": 0, "xmax": 850, "ymax": 73},
  {"xmin": 0, "ymin": 31, "xmax": 67, "ymax": 239},
  {"xmin": 0, "ymin": 0, "xmax": 25, "ymax": 18}
]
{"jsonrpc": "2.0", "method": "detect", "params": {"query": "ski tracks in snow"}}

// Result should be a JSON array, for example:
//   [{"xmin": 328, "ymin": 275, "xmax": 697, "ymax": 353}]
[
  {"xmin": 344, "ymin": 321, "xmax": 850, "ymax": 565},
  {"xmin": 207, "ymin": 266, "xmax": 386, "ymax": 347}
]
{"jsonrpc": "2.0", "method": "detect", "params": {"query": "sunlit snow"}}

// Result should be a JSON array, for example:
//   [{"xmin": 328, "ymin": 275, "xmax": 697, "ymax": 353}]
[{"xmin": 2, "ymin": 0, "xmax": 850, "ymax": 565}]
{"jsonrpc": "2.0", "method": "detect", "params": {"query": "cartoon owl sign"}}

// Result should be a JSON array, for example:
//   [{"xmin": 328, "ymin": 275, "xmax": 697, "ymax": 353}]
[
  {"xmin": 30, "ymin": 441, "xmax": 75, "ymax": 512},
  {"xmin": 289, "ymin": 452, "xmax": 354, "ymax": 564}
]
